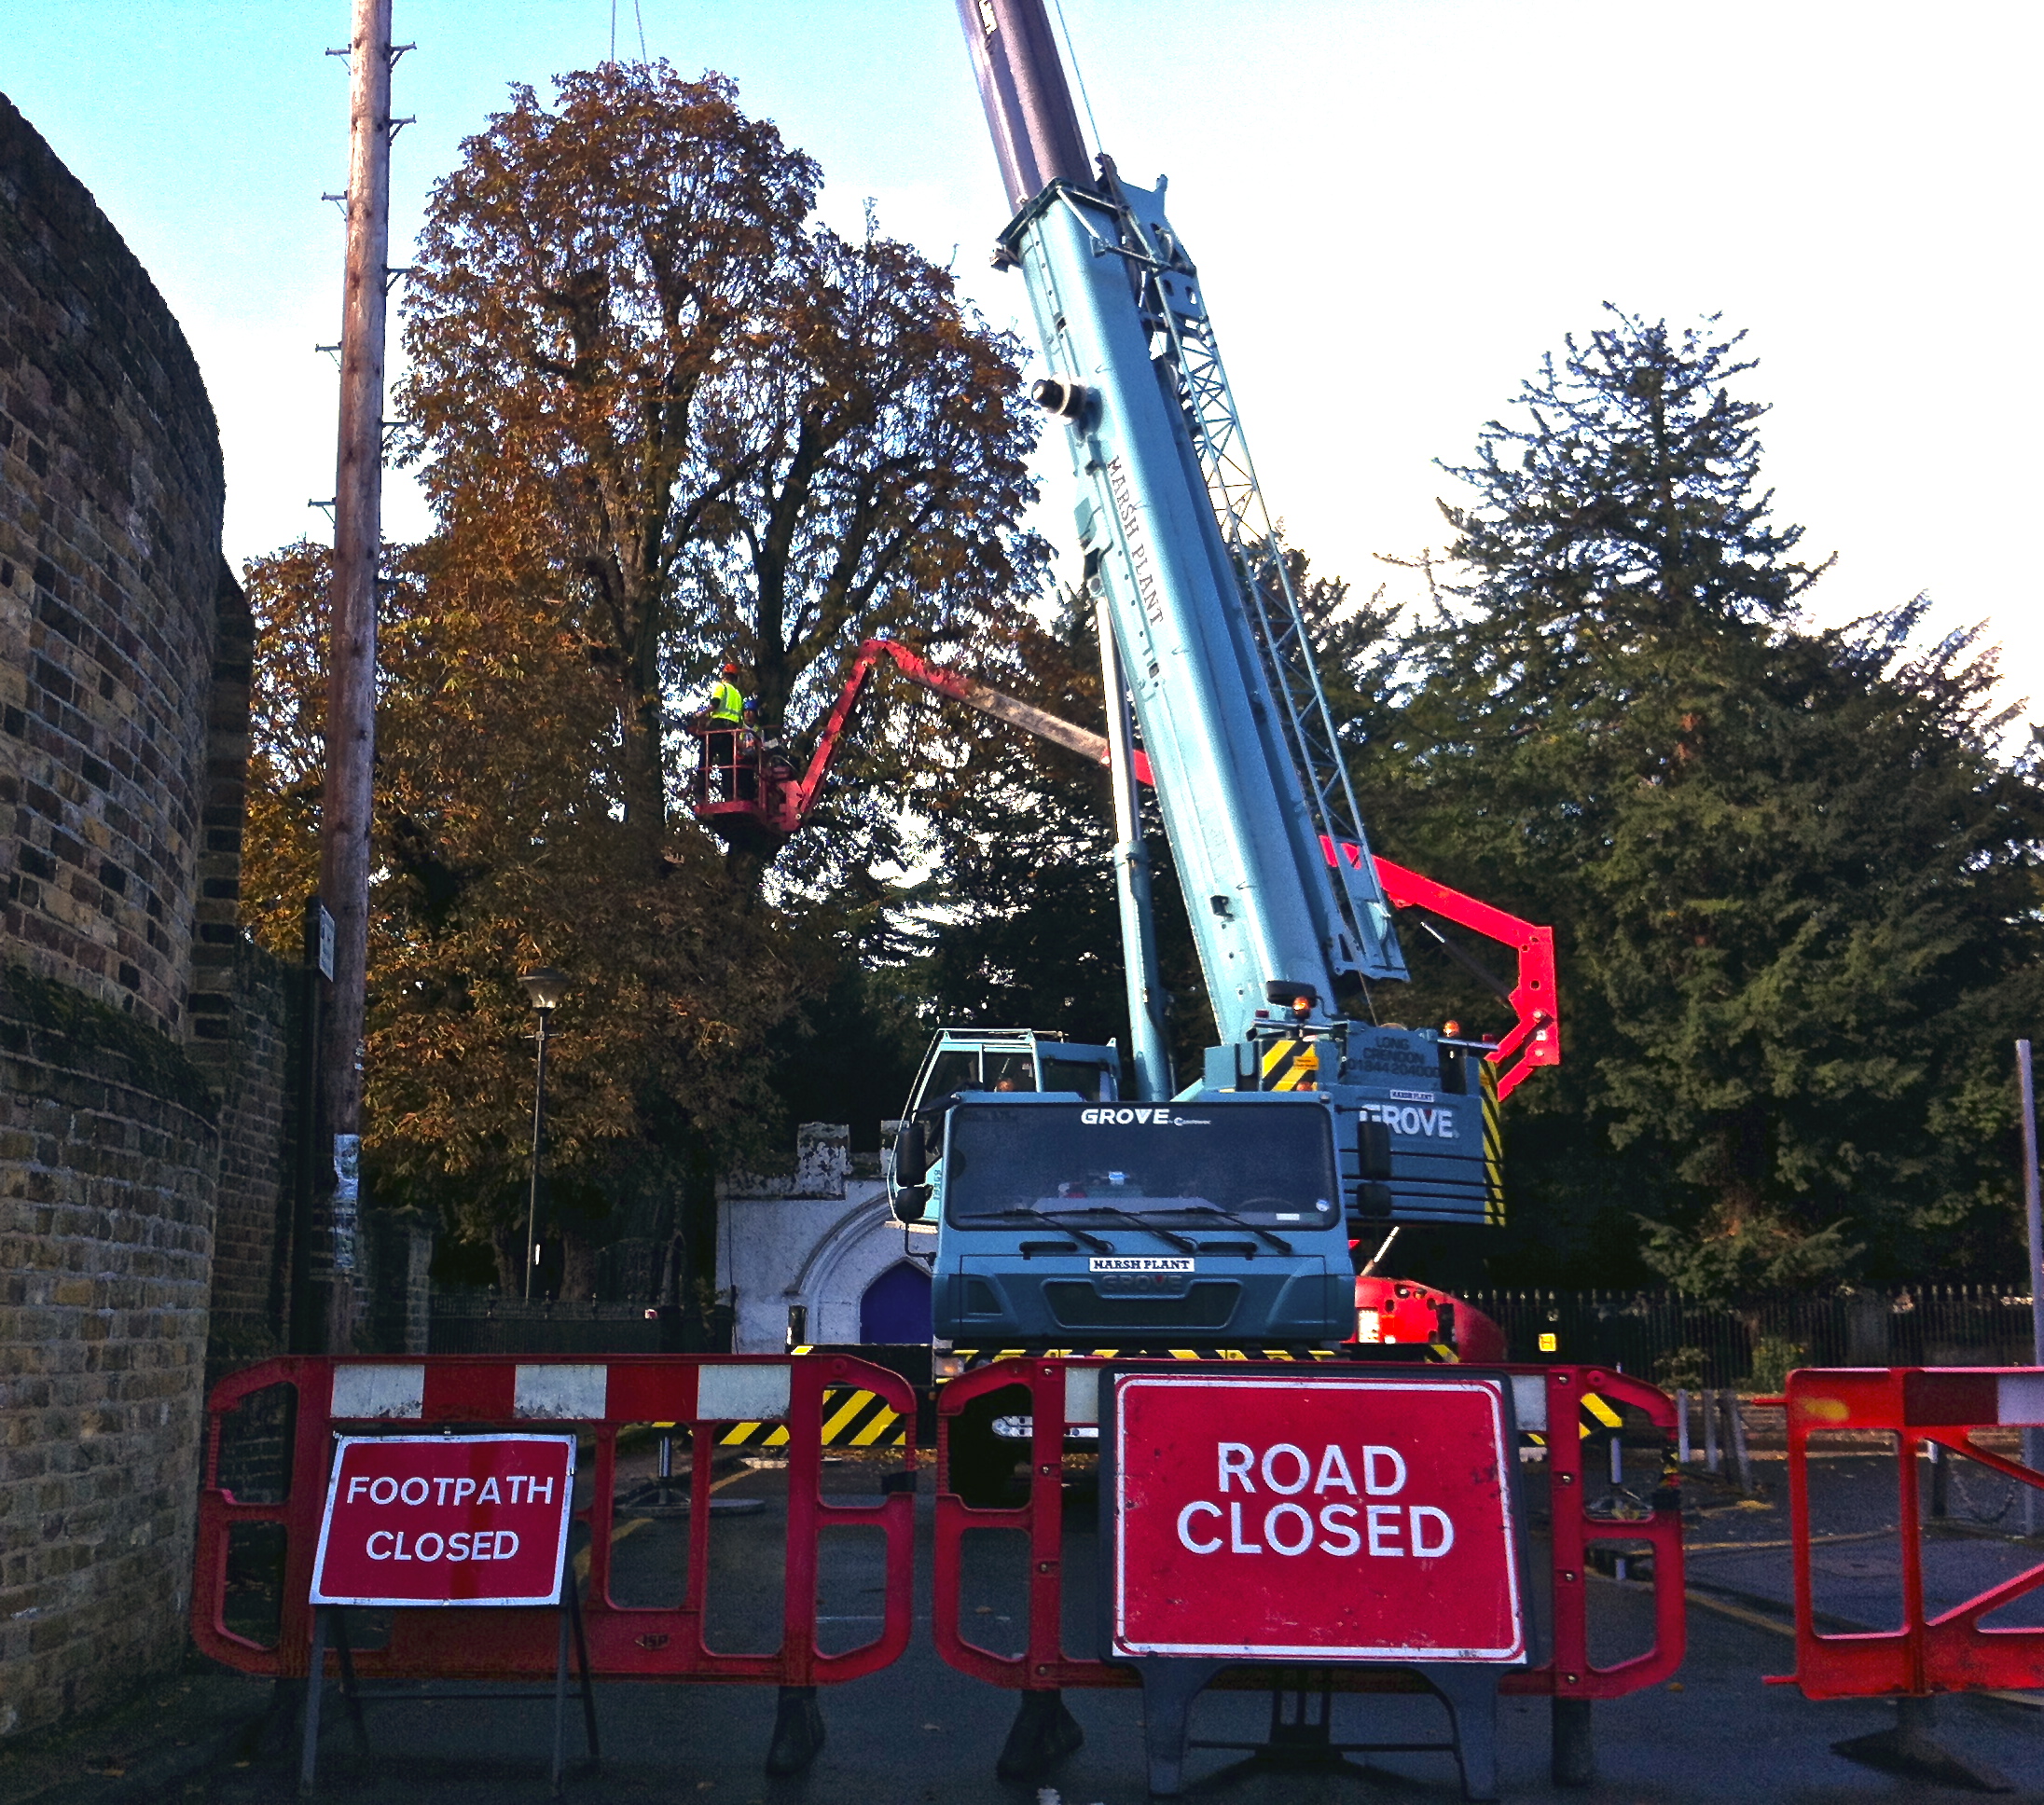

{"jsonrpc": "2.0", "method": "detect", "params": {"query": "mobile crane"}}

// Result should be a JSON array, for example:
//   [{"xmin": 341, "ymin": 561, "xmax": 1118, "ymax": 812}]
[
  {"xmin": 875, "ymin": 0, "xmax": 1539, "ymax": 1353},
  {"xmin": 690, "ymin": 3, "xmax": 1561, "ymax": 1358}
]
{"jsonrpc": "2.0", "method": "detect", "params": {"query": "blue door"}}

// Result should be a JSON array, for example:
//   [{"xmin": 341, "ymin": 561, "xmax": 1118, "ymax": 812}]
[{"xmin": 860, "ymin": 1260, "xmax": 932, "ymax": 1344}]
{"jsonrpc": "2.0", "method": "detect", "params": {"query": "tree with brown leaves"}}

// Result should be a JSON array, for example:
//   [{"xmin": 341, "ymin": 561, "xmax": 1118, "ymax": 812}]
[
  {"xmin": 397, "ymin": 62, "xmax": 1045, "ymax": 884},
  {"xmin": 242, "ymin": 64, "xmax": 1047, "ymax": 1303}
]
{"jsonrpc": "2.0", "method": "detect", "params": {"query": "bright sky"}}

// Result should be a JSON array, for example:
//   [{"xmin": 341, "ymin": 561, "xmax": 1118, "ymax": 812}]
[{"xmin": 6, "ymin": 1, "xmax": 2037, "ymax": 733}]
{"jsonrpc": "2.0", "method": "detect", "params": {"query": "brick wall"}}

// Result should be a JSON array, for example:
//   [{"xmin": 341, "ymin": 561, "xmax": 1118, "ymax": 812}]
[
  {"xmin": 201, "ymin": 942, "xmax": 297, "ymax": 1381},
  {"xmin": 0, "ymin": 969, "xmax": 218, "ymax": 1739},
  {"xmin": 0, "ymin": 91, "xmax": 307, "ymax": 1741},
  {"xmin": 0, "ymin": 91, "xmax": 224, "ymax": 1039}
]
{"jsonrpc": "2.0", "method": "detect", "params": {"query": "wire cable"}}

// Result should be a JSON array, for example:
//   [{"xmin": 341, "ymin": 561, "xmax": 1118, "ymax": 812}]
[
  {"xmin": 633, "ymin": 0, "xmax": 647, "ymax": 64},
  {"xmin": 1049, "ymin": 0, "xmax": 1104, "ymax": 158}
]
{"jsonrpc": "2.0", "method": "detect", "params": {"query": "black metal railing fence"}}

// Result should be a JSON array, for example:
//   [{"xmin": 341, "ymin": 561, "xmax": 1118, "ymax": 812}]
[
  {"xmin": 425, "ymin": 1282, "xmax": 2034, "ymax": 1379},
  {"xmin": 426, "ymin": 1295, "xmax": 664, "ymax": 1356},
  {"xmin": 1461, "ymin": 1285, "xmax": 2038, "ymax": 1391}
]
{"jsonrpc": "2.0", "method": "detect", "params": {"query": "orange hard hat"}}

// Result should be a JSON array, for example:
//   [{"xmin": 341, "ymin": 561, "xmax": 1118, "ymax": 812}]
[{"xmin": 722, "ymin": 663, "xmax": 739, "ymax": 675}]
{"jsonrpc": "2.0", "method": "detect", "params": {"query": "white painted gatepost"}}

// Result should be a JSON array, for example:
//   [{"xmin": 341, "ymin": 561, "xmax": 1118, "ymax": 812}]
[{"xmin": 716, "ymin": 1123, "xmax": 932, "ymax": 1352}]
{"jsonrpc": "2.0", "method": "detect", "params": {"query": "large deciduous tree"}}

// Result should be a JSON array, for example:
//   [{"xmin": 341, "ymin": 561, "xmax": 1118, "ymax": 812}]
[
  {"xmin": 242, "ymin": 63, "xmax": 1050, "ymax": 1301},
  {"xmin": 398, "ymin": 62, "xmax": 1045, "ymax": 883},
  {"xmin": 1353, "ymin": 309, "xmax": 2044, "ymax": 1295},
  {"xmin": 242, "ymin": 541, "xmax": 809, "ymax": 1301}
]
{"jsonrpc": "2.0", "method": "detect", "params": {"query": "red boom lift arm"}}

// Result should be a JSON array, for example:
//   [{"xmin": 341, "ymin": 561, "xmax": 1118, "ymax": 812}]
[{"xmin": 692, "ymin": 638, "xmax": 1559, "ymax": 1097}]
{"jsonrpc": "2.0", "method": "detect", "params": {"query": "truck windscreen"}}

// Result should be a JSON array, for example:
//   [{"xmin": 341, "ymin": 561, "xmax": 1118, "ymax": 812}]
[{"xmin": 944, "ymin": 1103, "xmax": 1340, "ymax": 1227}]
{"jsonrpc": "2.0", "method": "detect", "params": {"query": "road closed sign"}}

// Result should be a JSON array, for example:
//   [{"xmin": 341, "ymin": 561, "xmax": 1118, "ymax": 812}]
[
  {"xmin": 311, "ymin": 1434, "xmax": 577, "ymax": 1607},
  {"xmin": 1104, "ymin": 1371, "xmax": 1525, "ymax": 1662}
]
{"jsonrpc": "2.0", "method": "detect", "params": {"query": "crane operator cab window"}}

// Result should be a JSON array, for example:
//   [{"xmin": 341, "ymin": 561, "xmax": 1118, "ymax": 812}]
[
  {"xmin": 1039, "ymin": 1056, "xmax": 1111, "ymax": 1101},
  {"xmin": 891, "ymin": 1038, "xmax": 1124, "ymax": 1228},
  {"xmin": 912, "ymin": 1045, "xmax": 1113, "ymax": 1114},
  {"xmin": 982, "ymin": 1051, "xmax": 1035, "ymax": 1093},
  {"xmin": 943, "ymin": 1100, "xmax": 1341, "ymax": 1229}
]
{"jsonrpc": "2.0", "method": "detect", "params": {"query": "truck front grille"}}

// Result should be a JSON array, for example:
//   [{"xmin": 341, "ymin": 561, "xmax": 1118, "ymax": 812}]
[{"xmin": 1042, "ymin": 1281, "xmax": 1239, "ymax": 1330}]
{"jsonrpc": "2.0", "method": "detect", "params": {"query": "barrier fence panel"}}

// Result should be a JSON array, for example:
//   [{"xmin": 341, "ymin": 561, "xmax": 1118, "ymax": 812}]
[
  {"xmin": 932, "ymin": 1357, "xmax": 1685, "ymax": 1762},
  {"xmin": 192, "ymin": 1353, "xmax": 918, "ymax": 1693},
  {"xmin": 1778, "ymin": 1366, "xmax": 2044, "ymax": 1701}
]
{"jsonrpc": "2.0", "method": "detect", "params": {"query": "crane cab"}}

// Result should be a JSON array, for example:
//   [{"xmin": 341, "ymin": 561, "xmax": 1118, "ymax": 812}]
[
  {"xmin": 905, "ymin": 1027, "xmax": 1120, "ymax": 1109},
  {"xmin": 884, "ymin": 1027, "xmax": 1120, "ymax": 1224},
  {"xmin": 900, "ymin": 1092, "xmax": 1356, "ymax": 1346}
]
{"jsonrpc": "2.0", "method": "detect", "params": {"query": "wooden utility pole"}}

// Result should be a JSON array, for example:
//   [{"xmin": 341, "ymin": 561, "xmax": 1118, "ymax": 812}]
[{"xmin": 316, "ymin": 0, "xmax": 395, "ymax": 1349}]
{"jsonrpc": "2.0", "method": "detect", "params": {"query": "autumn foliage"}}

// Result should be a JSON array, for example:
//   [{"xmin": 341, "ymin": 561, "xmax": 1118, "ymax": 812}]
[{"xmin": 242, "ymin": 65, "xmax": 1048, "ymax": 1295}]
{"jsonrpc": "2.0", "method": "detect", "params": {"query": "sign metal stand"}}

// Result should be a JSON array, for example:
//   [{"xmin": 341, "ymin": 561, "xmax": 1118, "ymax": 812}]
[
  {"xmin": 298, "ymin": 1588, "xmax": 598, "ymax": 1797},
  {"xmin": 296, "ymin": 1430, "xmax": 597, "ymax": 1796},
  {"xmin": 1098, "ymin": 1364, "xmax": 1529, "ymax": 1801}
]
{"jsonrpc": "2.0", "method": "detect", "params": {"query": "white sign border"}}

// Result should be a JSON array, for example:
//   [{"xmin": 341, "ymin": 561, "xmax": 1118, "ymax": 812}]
[
  {"xmin": 309, "ymin": 1432, "xmax": 579, "ymax": 1609},
  {"xmin": 1110, "ymin": 1374, "xmax": 1526, "ymax": 1662}
]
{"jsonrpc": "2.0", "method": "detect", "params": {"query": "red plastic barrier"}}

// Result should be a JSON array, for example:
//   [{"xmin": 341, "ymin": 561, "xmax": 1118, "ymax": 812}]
[
  {"xmin": 1777, "ymin": 1366, "xmax": 2044, "ymax": 1698},
  {"xmin": 193, "ymin": 1354, "xmax": 917, "ymax": 1686},
  {"xmin": 932, "ymin": 1357, "xmax": 1684, "ymax": 1700}
]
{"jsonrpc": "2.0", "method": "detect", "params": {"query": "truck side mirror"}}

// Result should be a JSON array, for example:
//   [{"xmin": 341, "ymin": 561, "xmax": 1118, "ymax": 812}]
[
  {"xmin": 1358, "ymin": 1120, "xmax": 1393, "ymax": 1181},
  {"xmin": 894, "ymin": 1120, "xmax": 929, "ymax": 1186},
  {"xmin": 891, "ymin": 1185, "xmax": 932, "ymax": 1227}
]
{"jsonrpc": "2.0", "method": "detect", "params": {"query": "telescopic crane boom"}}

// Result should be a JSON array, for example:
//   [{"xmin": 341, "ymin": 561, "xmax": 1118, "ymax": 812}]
[{"xmin": 957, "ymin": 0, "xmax": 1500, "ymax": 1227}]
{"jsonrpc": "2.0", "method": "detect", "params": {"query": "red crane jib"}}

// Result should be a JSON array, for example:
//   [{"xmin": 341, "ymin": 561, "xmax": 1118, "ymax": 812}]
[{"xmin": 690, "ymin": 639, "xmax": 1559, "ymax": 1096}]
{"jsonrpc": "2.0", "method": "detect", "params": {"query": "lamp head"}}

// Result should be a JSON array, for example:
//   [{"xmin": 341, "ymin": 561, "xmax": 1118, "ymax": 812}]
[{"xmin": 520, "ymin": 966, "xmax": 570, "ymax": 1013}]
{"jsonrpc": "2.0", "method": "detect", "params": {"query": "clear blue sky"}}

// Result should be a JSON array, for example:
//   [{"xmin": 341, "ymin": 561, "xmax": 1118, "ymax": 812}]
[{"xmin": 6, "ymin": 2, "xmax": 2037, "ymax": 726}]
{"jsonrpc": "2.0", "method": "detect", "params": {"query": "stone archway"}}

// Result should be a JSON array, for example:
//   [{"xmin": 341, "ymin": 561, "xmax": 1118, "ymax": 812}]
[
  {"xmin": 789, "ymin": 1192, "xmax": 929, "ymax": 1346},
  {"xmin": 720, "ymin": 1179, "xmax": 934, "ymax": 1351}
]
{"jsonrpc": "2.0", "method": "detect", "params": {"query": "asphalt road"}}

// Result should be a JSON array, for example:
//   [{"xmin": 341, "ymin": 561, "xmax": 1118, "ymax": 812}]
[{"xmin": 13, "ymin": 1448, "xmax": 2044, "ymax": 1804}]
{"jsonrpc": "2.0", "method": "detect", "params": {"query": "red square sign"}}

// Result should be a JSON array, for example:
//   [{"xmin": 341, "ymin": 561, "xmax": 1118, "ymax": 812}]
[
  {"xmin": 1107, "ymin": 1372, "xmax": 1526, "ymax": 1661},
  {"xmin": 311, "ymin": 1434, "xmax": 577, "ymax": 1607}
]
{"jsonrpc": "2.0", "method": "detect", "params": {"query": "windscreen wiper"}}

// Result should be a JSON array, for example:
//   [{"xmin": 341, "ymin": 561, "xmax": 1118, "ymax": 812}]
[
  {"xmin": 973, "ymin": 1207, "xmax": 1113, "ymax": 1253},
  {"xmin": 1176, "ymin": 1205, "xmax": 1293, "ymax": 1254},
  {"xmin": 1043, "ymin": 1206, "xmax": 1199, "ymax": 1256}
]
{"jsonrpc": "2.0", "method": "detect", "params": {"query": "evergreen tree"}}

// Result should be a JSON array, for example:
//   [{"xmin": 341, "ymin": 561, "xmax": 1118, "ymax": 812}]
[{"xmin": 1354, "ymin": 309, "xmax": 2044, "ymax": 1296}]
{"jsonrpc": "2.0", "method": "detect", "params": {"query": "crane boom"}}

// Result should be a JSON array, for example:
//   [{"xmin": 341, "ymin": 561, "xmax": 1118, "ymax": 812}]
[
  {"xmin": 961, "ymin": 2, "xmax": 1403, "ymax": 1053},
  {"xmin": 956, "ymin": 0, "xmax": 1505, "ymax": 1235}
]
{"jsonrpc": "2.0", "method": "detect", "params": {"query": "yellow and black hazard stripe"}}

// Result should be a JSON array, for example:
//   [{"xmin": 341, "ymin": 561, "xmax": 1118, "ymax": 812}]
[
  {"xmin": 943, "ymin": 1347, "xmax": 1622, "ymax": 1444},
  {"xmin": 1480, "ymin": 1061, "xmax": 1506, "ymax": 1226},
  {"xmin": 712, "ymin": 1385, "xmax": 908, "ymax": 1449},
  {"xmin": 1259, "ymin": 1037, "xmax": 1321, "ymax": 1091},
  {"xmin": 1523, "ymin": 1390, "xmax": 1626, "ymax": 1447}
]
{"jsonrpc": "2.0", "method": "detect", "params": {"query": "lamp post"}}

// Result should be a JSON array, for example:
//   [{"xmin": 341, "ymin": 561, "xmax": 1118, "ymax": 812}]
[{"xmin": 520, "ymin": 967, "xmax": 569, "ymax": 1300}]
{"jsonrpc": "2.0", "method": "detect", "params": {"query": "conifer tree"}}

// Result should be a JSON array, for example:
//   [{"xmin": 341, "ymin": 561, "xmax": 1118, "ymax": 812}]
[{"xmin": 1356, "ymin": 309, "xmax": 2044, "ymax": 1294}]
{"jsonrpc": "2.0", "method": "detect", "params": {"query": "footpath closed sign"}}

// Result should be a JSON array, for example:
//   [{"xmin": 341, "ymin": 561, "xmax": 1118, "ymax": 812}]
[
  {"xmin": 1105, "ymin": 1371, "xmax": 1525, "ymax": 1662},
  {"xmin": 311, "ymin": 1434, "xmax": 577, "ymax": 1607}
]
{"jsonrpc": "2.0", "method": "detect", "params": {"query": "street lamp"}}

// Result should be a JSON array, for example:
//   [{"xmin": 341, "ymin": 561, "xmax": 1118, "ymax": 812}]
[{"xmin": 519, "ymin": 967, "xmax": 569, "ymax": 1300}]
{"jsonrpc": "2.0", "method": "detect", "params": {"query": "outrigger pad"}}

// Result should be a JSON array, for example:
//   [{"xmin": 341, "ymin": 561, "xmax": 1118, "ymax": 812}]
[
  {"xmin": 765, "ymin": 1685, "xmax": 827, "ymax": 1776},
  {"xmin": 995, "ymin": 1688, "xmax": 1085, "ymax": 1780},
  {"xmin": 1831, "ymin": 1696, "xmax": 2012, "ymax": 1794}
]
